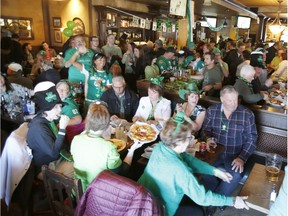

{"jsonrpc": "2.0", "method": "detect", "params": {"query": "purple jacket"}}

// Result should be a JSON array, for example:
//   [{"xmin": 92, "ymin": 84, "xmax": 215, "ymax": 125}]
[{"xmin": 75, "ymin": 170, "xmax": 164, "ymax": 216}]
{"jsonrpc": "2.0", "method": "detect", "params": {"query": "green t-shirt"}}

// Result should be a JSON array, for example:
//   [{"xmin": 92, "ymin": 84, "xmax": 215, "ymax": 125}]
[
  {"xmin": 138, "ymin": 142, "xmax": 233, "ymax": 216},
  {"xmin": 83, "ymin": 68, "xmax": 113, "ymax": 100},
  {"xmin": 156, "ymin": 55, "xmax": 173, "ymax": 73},
  {"xmin": 61, "ymin": 98, "xmax": 80, "ymax": 118},
  {"xmin": 71, "ymin": 134, "xmax": 122, "ymax": 191},
  {"xmin": 64, "ymin": 47, "xmax": 94, "ymax": 83}
]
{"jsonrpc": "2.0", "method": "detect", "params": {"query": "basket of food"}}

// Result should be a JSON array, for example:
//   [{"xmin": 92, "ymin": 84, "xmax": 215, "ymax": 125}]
[
  {"xmin": 108, "ymin": 139, "xmax": 127, "ymax": 152},
  {"xmin": 128, "ymin": 122, "xmax": 159, "ymax": 143}
]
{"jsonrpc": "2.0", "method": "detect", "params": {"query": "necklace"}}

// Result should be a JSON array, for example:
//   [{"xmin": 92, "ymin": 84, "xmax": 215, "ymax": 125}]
[
  {"xmin": 238, "ymin": 76, "xmax": 253, "ymax": 92},
  {"xmin": 221, "ymin": 111, "xmax": 228, "ymax": 131},
  {"xmin": 148, "ymin": 97, "xmax": 162, "ymax": 120}
]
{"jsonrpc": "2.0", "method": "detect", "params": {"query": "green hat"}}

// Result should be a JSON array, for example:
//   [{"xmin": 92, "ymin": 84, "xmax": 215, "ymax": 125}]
[
  {"xmin": 183, "ymin": 55, "xmax": 194, "ymax": 68},
  {"xmin": 179, "ymin": 83, "xmax": 202, "ymax": 100},
  {"xmin": 172, "ymin": 110, "xmax": 185, "ymax": 135},
  {"xmin": 188, "ymin": 41, "xmax": 196, "ymax": 48},
  {"xmin": 150, "ymin": 77, "xmax": 164, "ymax": 87},
  {"xmin": 212, "ymin": 48, "xmax": 221, "ymax": 55},
  {"xmin": 38, "ymin": 50, "xmax": 47, "ymax": 57}
]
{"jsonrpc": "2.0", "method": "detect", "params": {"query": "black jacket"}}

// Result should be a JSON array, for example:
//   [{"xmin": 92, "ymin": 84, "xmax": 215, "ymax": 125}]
[
  {"xmin": 100, "ymin": 88, "xmax": 139, "ymax": 122},
  {"xmin": 27, "ymin": 115, "xmax": 66, "ymax": 173}
]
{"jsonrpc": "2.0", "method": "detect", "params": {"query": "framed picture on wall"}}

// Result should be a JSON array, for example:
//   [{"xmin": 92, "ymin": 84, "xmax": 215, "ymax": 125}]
[
  {"xmin": 54, "ymin": 29, "xmax": 62, "ymax": 43},
  {"xmin": 53, "ymin": 17, "xmax": 61, "ymax": 28}
]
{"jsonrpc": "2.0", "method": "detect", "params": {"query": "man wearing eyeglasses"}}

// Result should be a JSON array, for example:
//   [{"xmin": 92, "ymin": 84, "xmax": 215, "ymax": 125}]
[
  {"xmin": 100, "ymin": 76, "xmax": 139, "ymax": 122},
  {"xmin": 201, "ymin": 85, "xmax": 257, "ymax": 215}
]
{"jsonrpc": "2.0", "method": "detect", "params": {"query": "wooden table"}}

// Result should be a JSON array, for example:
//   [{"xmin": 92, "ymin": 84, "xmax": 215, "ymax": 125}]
[
  {"xmin": 239, "ymin": 163, "xmax": 285, "ymax": 214},
  {"xmin": 137, "ymin": 144, "xmax": 224, "ymax": 167}
]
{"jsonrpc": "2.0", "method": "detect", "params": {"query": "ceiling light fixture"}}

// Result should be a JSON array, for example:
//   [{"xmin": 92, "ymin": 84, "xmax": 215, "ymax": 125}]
[
  {"xmin": 268, "ymin": 0, "xmax": 285, "ymax": 34},
  {"xmin": 203, "ymin": 0, "xmax": 212, "ymax": 6}
]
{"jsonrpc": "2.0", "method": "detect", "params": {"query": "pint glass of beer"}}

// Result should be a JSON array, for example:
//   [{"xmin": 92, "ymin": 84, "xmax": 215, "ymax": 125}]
[{"xmin": 265, "ymin": 153, "xmax": 282, "ymax": 181}]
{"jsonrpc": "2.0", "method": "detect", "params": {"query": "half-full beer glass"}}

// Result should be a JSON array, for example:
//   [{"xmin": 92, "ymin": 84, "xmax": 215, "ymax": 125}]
[{"xmin": 265, "ymin": 153, "xmax": 282, "ymax": 181}]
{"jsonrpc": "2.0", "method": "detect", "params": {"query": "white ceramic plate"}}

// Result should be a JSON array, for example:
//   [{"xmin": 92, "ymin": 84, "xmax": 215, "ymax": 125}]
[{"xmin": 128, "ymin": 122, "xmax": 159, "ymax": 143}]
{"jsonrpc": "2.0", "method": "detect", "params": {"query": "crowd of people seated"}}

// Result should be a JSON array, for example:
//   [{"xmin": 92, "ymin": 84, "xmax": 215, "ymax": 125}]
[{"xmin": 1, "ymin": 31, "xmax": 287, "ymax": 216}]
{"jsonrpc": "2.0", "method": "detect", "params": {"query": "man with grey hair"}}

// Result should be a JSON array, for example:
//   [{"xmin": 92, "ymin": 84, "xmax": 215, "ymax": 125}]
[
  {"xmin": 202, "ymin": 85, "xmax": 257, "ymax": 215},
  {"xmin": 100, "ymin": 76, "xmax": 139, "ymax": 122},
  {"xmin": 234, "ymin": 64, "xmax": 268, "ymax": 104}
]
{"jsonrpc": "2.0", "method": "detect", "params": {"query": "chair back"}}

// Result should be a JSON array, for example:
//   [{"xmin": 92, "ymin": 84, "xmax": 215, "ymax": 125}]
[
  {"xmin": 41, "ymin": 165, "xmax": 83, "ymax": 216},
  {"xmin": 75, "ymin": 170, "xmax": 165, "ymax": 216}
]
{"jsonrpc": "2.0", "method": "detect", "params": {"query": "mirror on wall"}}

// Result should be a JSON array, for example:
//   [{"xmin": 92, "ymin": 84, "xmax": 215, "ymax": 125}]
[{"xmin": 0, "ymin": 16, "xmax": 34, "ymax": 40}]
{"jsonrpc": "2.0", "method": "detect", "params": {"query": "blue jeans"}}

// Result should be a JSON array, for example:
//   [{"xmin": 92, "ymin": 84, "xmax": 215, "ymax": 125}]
[{"xmin": 202, "ymin": 154, "xmax": 244, "ymax": 196}]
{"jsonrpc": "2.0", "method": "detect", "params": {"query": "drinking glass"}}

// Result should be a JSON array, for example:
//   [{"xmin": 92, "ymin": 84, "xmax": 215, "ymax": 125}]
[
  {"xmin": 265, "ymin": 153, "xmax": 282, "ymax": 181},
  {"xmin": 206, "ymin": 137, "xmax": 217, "ymax": 153}
]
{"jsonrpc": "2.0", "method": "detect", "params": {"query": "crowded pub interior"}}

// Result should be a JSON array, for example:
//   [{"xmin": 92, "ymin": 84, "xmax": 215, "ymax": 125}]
[{"xmin": 1, "ymin": 0, "xmax": 287, "ymax": 215}]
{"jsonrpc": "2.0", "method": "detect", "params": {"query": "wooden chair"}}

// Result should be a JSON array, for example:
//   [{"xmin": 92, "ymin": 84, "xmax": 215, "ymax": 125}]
[{"xmin": 41, "ymin": 165, "xmax": 83, "ymax": 216}]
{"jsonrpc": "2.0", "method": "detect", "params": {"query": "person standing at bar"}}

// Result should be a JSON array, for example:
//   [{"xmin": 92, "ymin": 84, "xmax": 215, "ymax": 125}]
[
  {"xmin": 201, "ymin": 85, "xmax": 257, "ymax": 215},
  {"xmin": 223, "ymin": 42, "xmax": 245, "ymax": 85},
  {"xmin": 64, "ymin": 35, "xmax": 94, "ymax": 83},
  {"xmin": 89, "ymin": 36, "xmax": 103, "ymax": 54},
  {"xmin": 102, "ymin": 34, "xmax": 122, "ymax": 65}
]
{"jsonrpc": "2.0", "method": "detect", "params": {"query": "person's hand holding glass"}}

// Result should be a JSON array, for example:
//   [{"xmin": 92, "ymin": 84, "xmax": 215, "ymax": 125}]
[{"xmin": 206, "ymin": 137, "xmax": 217, "ymax": 153}]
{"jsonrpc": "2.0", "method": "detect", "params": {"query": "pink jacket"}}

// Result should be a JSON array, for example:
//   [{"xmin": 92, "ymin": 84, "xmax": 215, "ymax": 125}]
[{"xmin": 75, "ymin": 170, "xmax": 164, "ymax": 216}]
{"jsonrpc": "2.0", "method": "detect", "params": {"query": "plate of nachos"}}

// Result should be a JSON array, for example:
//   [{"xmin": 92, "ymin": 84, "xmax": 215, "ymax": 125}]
[
  {"xmin": 108, "ymin": 139, "xmax": 127, "ymax": 152},
  {"xmin": 128, "ymin": 122, "xmax": 159, "ymax": 143}
]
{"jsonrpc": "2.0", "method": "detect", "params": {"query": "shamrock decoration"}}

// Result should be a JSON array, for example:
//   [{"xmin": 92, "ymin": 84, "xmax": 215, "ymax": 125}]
[{"xmin": 45, "ymin": 92, "xmax": 57, "ymax": 102}]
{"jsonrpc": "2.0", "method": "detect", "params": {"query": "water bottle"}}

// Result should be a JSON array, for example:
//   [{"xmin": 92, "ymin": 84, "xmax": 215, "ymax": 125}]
[
  {"xmin": 1, "ymin": 95, "xmax": 7, "ymax": 114},
  {"xmin": 21, "ymin": 97, "xmax": 29, "ymax": 115}
]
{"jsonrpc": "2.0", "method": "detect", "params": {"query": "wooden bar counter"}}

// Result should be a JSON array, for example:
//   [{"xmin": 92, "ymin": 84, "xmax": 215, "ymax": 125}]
[{"xmin": 137, "ymin": 79, "xmax": 287, "ymax": 159}]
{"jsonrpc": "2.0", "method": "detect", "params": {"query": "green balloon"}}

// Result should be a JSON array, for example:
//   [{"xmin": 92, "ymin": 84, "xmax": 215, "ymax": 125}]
[
  {"xmin": 67, "ymin": 21, "xmax": 75, "ymax": 29},
  {"xmin": 63, "ymin": 28, "xmax": 73, "ymax": 37}
]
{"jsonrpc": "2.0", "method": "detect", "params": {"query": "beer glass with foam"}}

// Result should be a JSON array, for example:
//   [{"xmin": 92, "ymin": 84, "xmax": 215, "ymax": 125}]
[{"xmin": 265, "ymin": 153, "xmax": 282, "ymax": 181}]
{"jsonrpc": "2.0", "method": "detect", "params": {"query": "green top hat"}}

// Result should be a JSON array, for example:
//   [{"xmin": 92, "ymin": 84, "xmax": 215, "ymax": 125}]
[
  {"xmin": 179, "ymin": 82, "xmax": 202, "ymax": 100},
  {"xmin": 150, "ymin": 77, "xmax": 164, "ymax": 87}
]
